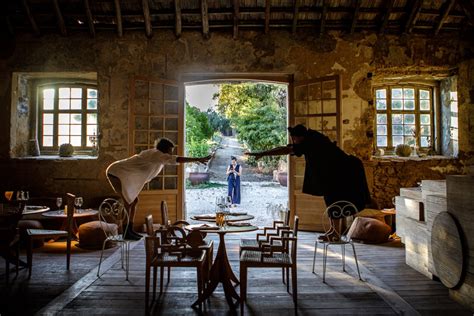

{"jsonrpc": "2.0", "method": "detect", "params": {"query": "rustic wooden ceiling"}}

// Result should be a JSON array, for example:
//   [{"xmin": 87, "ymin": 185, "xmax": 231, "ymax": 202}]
[{"xmin": 3, "ymin": 0, "xmax": 474, "ymax": 39}]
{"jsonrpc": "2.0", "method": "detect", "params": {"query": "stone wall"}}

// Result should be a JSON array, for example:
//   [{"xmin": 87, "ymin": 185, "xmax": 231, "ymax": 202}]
[{"xmin": 0, "ymin": 30, "xmax": 473, "ymax": 209}]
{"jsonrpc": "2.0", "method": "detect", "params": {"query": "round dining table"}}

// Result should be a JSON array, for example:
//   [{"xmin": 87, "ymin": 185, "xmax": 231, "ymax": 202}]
[
  {"xmin": 186, "ymin": 219, "xmax": 257, "ymax": 309},
  {"xmin": 42, "ymin": 208, "xmax": 98, "ymax": 237}
]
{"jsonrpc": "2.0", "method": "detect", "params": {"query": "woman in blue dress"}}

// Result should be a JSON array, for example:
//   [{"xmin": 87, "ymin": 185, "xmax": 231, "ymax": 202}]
[{"xmin": 226, "ymin": 156, "xmax": 242, "ymax": 206}]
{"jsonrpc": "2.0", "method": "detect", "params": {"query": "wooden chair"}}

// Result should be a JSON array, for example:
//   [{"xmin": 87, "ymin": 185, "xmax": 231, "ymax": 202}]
[
  {"xmin": 26, "ymin": 193, "xmax": 75, "ymax": 278},
  {"xmin": 240, "ymin": 213, "xmax": 297, "ymax": 287},
  {"xmin": 0, "ymin": 212, "xmax": 21, "ymax": 283},
  {"xmin": 239, "ymin": 208, "xmax": 291, "ymax": 254},
  {"xmin": 240, "ymin": 217, "xmax": 299, "ymax": 310},
  {"xmin": 145, "ymin": 226, "xmax": 207, "ymax": 313},
  {"xmin": 97, "ymin": 198, "xmax": 132, "ymax": 280},
  {"xmin": 161, "ymin": 200, "xmax": 189, "ymax": 227},
  {"xmin": 145, "ymin": 213, "xmax": 213, "ymax": 285},
  {"xmin": 312, "ymin": 201, "xmax": 362, "ymax": 283}
]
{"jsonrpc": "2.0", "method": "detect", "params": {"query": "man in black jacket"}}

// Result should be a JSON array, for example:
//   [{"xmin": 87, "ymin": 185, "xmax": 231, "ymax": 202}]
[{"xmin": 246, "ymin": 124, "xmax": 370, "ymax": 241}]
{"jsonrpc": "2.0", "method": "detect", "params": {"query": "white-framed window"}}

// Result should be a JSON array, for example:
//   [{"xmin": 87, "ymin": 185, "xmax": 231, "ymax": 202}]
[
  {"xmin": 375, "ymin": 85, "xmax": 434, "ymax": 152},
  {"xmin": 38, "ymin": 84, "xmax": 98, "ymax": 154}
]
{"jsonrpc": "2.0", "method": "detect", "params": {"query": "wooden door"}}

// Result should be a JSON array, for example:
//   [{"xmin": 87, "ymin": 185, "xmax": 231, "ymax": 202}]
[
  {"xmin": 129, "ymin": 76, "xmax": 184, "ymax": 230},
  {"xmin": 290, "ymin": 75, "xmax": 341, "ymax": 231}
]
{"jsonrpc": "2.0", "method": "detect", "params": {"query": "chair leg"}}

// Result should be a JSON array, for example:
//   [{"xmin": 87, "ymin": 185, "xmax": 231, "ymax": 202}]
[
  {"xmin": 5, "ymin": 253, "xmax": 9, "ymax": 283},
  {"xmin": 240, "ymin": 265, "xmax": 247, "ymax": 311},
  {"xmin": 312, "ymin": 240, "xmax": 318, "ymax": 274},
  {"xmin": 286, "ymin": 267, "xmax": 290, "ymax": 293},
  {"xmin": 281, "ymin": 268, "xmax": 285, "ymax": 284},
  {"xmin": 27, "ymin": 236, "xmax": 33, "ymax": 278},
  {"xmin": 125, "ymin": 242, "xmax": 130, "ymax": 281},
  {"xmin": 145, "ymin": 262, "xmax": 151, "ymax": 313},
  {"xmin": 153, "ymin": 266, "xmax": 157, "ymax": 300},
  {"xmin": 323, "ymin": 244, "xmax": 328, "ymax": 283},
  {"xmin": 15, "ymin": 242, "xmax": 19, "ymax": 276},
  {"xmin": 96, "ymin": 239, "xmax": 108, "ymax": 277},
  {"xmin": 197, "ymin": 265, "xmax": 203, "ymax": 310},
  {"xmin": 291, "ymin": 265, "xmax": 297, "ymax": 306},
  {"xmin": 341, "ymin": 244, "xmax": 346, "ymax": 272},
  {"xmin": 351, "ymin": 242, "xmax": 362, "ymax": 280},
  {"xmin": 160, "ymin": 266, "xmax": 164, "ymax": 294},
  {"xmin": 167, "ymin": 267, "xmax": 171, "ymax": 284}
]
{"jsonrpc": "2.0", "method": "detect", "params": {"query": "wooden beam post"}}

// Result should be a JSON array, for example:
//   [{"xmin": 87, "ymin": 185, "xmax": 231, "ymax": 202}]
[
  {"xmin": 233, "ymin": 0, "xmax": 239, "ymax": 39},
  {"xmin": 350, "ymin": 0, "xmax": 361, "ymax": 34},
  {"xmin": 83, "ymin": 0, "xmax": 95, "ymax": 37},
  {"xmin": 320, "ymin": 0, "xmax": 327, "ymax": 38},
  {"xmin": 458, "ymin": 0, "xmax": 474, "ymax": 26},
  {"xmin": 379, "ymin": 0, "xmax": 394, "ymax": 34},
  {"xmin": 142, "ymin": 0, "xmax": 152, "ymax": 38},
  {"xmin": 175, "ymin": 0, "xmax": 182, "ymax": 38},
  {"xmin": 21, "ymin": 0, "xmax": 40, "ymax": 36},
  {"xmin": 434, "ymin": 0, "xmax": 455, "ymax": 35},
  {"xmin": 114, "ymin": 0, "xmax": 123, "ymax": 37},
  {"xmin": 404, "ymin": 0, "xmax": 421, "ymax": 34},
  {"xmin": 292, "ymin": 0, "xmax": 300, "ymax": 34},
  {"xmin": 201, "ymin": 0, "xmax": 209, "ymax": 39},
  {"xmin": 53, "ymin": 0, "xmax": 67, "ymax": 36},
  {"xmin": 265, "ymin": 0, "xmax": 271, "ymax": 34}
]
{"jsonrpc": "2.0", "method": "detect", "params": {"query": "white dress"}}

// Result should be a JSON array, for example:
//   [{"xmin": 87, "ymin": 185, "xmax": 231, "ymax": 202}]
[{"xmin": 106, "ymin": 149, "xmax": 177, "ymax": 204}]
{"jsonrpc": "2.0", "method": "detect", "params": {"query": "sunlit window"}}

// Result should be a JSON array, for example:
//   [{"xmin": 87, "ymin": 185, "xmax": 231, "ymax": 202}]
[
  {"xmin": 375, "ymin": 86, "xmax": 434, "ymax": 151},
  {"xmin": 39, "ymin": 85, "xmax": 98, "ymax": 154}
]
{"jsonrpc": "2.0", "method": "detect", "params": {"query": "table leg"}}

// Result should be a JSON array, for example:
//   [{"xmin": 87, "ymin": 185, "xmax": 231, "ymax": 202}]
[{"xmin": 193, "ymin": 232, "xmax": 240, "ymax": 308}]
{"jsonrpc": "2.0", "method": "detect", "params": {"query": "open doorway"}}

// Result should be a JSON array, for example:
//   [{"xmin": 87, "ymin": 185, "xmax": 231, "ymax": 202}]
[{"xmin": 184, "ymin": 81, "xmax": 289, "ymax": 227}]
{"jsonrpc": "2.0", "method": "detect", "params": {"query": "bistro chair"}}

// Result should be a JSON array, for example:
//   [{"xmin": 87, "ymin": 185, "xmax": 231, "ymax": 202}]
[
  {"xmin": 312, "ymin": 201, "xmax": 362, "ymax": 283},
  {"xmin": 145, "ymin": 226, "xmax": 208, "ymax": 313},
  {"xmin": 160, "ymin": 201, "xmax": 213, "ymax": 280},
  {"xmin": 239, "ymin": 217, "xmax": 299, "ymax": 309},
  {"xmin": 26, "ymin": 193, "xmax": 75, "ymax": 278},
  {"xmin": 96, "ymin": 198, "xmax": 132, "ymax": 281}
]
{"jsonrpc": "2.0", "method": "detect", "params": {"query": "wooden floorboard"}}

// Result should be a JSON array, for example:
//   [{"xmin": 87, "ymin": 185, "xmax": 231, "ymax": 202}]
[{"xmin": 2, "ymin": 231, "xmax": 472, "ymax": 315}]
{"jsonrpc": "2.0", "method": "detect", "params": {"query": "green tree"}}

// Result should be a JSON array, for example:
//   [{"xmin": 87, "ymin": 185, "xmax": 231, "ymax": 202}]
[
  {"xmin": 186, "ymin": 102, "xmax": 213, "ymax": 156},
  {"xmin": 215, "ymin": 83, "xmax": 287, "ymax": 168}
]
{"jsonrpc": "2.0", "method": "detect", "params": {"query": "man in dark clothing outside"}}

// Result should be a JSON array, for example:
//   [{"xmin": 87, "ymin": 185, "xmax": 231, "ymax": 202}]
[{"xmin": 246, "ymin": 124, "xmax": 370, "ymax": 241}]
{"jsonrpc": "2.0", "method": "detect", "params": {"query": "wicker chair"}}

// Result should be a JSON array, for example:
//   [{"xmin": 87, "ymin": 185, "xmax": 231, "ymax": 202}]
[
  {"xmin": 312, "ymin": 201, "xmax": 362, "ymax": 283},
  {"xmin": 240, "ymin": 218, "xmax": 299, "ymax": 309},
  {"xmin": 145, "ymin": 226, "xmax": 207, "ymax": 313}
]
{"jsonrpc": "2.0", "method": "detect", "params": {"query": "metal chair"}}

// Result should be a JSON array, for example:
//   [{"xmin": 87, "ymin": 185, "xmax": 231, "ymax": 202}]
[
  {"xmin": 312, "ymin": 201, "xmax": 362, "ymax": 283},
  {"xmin": 96, "ymin": 198, "xmax": 132, "ymax": 280}
]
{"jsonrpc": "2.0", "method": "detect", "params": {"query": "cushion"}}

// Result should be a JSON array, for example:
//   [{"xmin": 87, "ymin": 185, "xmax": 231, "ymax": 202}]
[
  {"xmin": 78, "ymin": 220, "xmax": 118, "ymax": 250},
  {"xmin": 18, "ymin": 219, "xmax": 44, "ymax": 248},
  {"xmin": 357, "ymin": 208, "xmax": 387, "ymax": 222},
  {"xmin": 347, "ymin": 217, "xmax": 391, "ymax": 244}
]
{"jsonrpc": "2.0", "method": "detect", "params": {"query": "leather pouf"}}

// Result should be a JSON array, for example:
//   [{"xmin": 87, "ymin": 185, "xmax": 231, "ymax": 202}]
[
  {"xmin": 18, "ymin": 219, "xmax": 44, "ymax": 248},
  {"xmin": 78, "ymin": 221, "xmax": 118, "ymax": 250},
  {"xmin": 347, "ymin": 217, "xmax": 391, "ymax": 244}
]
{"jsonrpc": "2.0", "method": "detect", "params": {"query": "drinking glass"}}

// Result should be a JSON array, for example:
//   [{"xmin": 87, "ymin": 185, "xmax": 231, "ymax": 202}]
[
  {"xmin": 56, "ymin": 197, "xmax": 63, "ymax": 211},
  {"xmin": 75, "ymin": 197, "xmax": 83, "ymax": 209}
]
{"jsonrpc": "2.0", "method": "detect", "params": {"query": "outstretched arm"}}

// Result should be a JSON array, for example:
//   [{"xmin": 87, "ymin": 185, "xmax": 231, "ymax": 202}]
[
  {"xmin": 176, "ymin": 154, "xmax": 212, "ymax": 164},
  {"xmin": 245, "ymin": 146, "xmax": 293, "ymax": 160}
]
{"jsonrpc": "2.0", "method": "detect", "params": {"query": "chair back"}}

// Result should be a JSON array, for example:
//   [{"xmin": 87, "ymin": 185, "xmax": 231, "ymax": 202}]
[
  {"xmin": 98, "ymin": 198, "xmax": 129, "ymax": 238},
  {"xmin": 145, "ymin": 214, "xmax": 154, "ymax": 236},
  {"xmin": 284, "ymin": 208, "xmax": 292, "ymax": 226},
  {"xmin": 292, "ymin": 215, "xmax": 299, "ymax": 237},
  {"xmin": 161, "ymin": 200, "xmax": 169, "ymax": 225},
  {"xmin": 324, "ymin": 200, "xmax": 358, "ymax": 237}
]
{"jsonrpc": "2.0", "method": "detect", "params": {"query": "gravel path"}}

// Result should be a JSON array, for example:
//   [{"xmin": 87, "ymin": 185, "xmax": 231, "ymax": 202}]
[{"xmin": 186, "ymin": 136, "xmax": 287, "ymax": 227}]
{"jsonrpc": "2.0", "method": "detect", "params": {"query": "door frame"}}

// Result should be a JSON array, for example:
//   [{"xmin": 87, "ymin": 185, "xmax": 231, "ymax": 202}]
[{"xmin": 179, "ymin": 73, "xmax": 294, "ymax": 221}]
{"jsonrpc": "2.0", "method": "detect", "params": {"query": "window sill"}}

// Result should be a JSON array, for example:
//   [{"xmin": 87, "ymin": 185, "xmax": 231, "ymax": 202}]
[
  {"xmin": 371, "ymin": 155, "xmax": 456, "ymax": 161},
  {"xmin": 12, "ymin": 155, "xmax": 98, "ymax": 160}
]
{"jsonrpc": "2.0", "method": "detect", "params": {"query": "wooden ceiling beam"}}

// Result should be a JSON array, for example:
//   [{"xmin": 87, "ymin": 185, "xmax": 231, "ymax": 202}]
[
  {"xmin": 142, "ymin": 0, "xmax": 152, "ymax": 37},
  {"xmin": 114, "ymin": 0, "xmax": 123, "ymax": 37},
  {"xmin": 264, "ymin": 0, "xmax": 270, "ymax": 34},
  {"xmin": 292, "ymin": 0, "xmax": 300, "ymax": 34},
  {"xmin": 379, "ymin": 0, "xmax": 394, "ymax": 34},
  {"xmin": 175, "ymin": 0, "xmax": 182, "ymax": 38},
  {"xmin": 457, "ymin": 0, "xmax": 474, "ymax": 27},
  {"xmin": 233, "ymin": 0, "xmax": 239, "ymax": 39},
  {"xmin": 350, "ymin": 0, "xmax": 361, "ymax": 34},
  {"xmin": 320, "ymin": 0, "xmax": 327, "ymax": 37},
  {"xmin": 83, "ymin": 0, "xmax": 95, "ymax": 37},
  {"xmin": 404, "ymin": 0, "xmax": 422, "ymax": 34},
  {"xmin": 52, "ymin": 0, "xmax": 67, "ymax": 36},
  {"xmin": 21, "ymin": 0, "xmax": 40, "ymax": 36},
  {"xmin": 201, "ymin": 0, "xmax": 209, "ymax": 39},
  {"xmin": 434, "ymin": 0, "xmax": 456, "ymax": 35}
]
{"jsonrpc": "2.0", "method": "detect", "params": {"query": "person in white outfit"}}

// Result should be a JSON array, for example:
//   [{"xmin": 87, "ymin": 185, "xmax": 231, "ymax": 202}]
[{"xmin": 106, "ymin": 138, "xmax": 211, "ymax": 240}]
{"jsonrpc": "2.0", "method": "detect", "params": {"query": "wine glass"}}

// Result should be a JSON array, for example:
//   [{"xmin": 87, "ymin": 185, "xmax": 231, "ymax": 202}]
[
  {"xmin": 75, "ymin": 197, "xmax": 83, "ymax": 213},
  {"xmin": 56, "ymin": 197, "xmax": 63, "ymax": 211}
]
